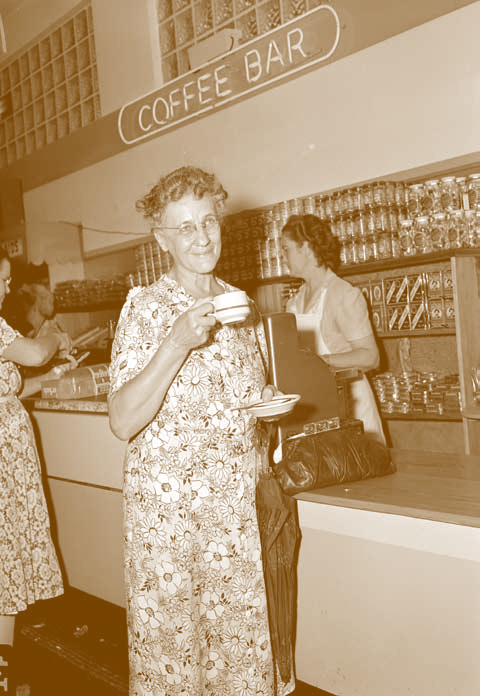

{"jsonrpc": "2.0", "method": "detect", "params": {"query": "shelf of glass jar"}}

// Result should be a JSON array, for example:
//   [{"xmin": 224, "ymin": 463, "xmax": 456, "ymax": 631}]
[
  {"xmin": 373, "ymin": 371, "xmax": 462, "ymax": 421},
  {"xmin": 339, "ymin": 246, "xmax": 480, "ymax": 275}
]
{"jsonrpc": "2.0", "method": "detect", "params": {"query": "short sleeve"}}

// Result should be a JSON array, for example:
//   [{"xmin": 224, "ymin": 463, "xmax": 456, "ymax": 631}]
[
  {"xmin": 0, "ymin": 317, "xmax": 18, "ymax": 356},
  {"xmin": 108, "ymin": 287, "xmax": 166, "ymax": 396},
  {"xmin": 335, "ymin": 283, "xmax": 374, "ymax": 341}
]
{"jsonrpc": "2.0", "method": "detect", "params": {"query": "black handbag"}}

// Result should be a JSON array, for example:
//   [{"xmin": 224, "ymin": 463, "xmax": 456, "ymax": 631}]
[{"xmin": 273, "ymin": 424, "xmax": 395, "ymax": 496}]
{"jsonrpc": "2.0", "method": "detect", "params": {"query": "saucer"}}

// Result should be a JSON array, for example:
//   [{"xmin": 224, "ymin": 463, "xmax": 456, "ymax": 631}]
[{"xmin": 241, "ymin": 394, "xmax": 301, "ymax": 419}]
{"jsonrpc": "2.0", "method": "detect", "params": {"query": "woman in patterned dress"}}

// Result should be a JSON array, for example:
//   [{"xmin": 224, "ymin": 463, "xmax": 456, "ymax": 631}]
[
  {"xmin": 108, "ymin": 166, "xmax": 295, "ymax": 696},
  {"xmin": 0, "ymin": 250, "xmax": 71, "ymax": 693}
]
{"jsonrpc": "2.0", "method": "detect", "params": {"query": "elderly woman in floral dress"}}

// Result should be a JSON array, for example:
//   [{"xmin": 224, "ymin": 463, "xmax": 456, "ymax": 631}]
[{"xmin": 108, "ymin": 166, "xmax": 295, "ymax": 696}]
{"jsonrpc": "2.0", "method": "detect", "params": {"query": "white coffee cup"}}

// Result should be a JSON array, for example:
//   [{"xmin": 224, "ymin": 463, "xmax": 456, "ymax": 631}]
[{"xmin": 211, "ymin": 290, "xmax": 250, "ymax": 325}]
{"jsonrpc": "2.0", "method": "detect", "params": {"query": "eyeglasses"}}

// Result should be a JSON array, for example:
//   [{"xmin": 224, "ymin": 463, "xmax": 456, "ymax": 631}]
[{"xmin": 159, "ymin": 214, "xmax": 220, "ymax": 241}]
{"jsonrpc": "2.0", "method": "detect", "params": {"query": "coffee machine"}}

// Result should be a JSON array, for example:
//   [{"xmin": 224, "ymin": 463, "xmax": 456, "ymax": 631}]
[{"xmin": 262, "ymin": 312, "xmax": 360, "ymax": 441}]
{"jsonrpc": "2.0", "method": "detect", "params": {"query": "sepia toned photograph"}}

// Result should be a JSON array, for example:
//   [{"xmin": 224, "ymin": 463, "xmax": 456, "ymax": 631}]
[{"xmin": 0, "ymin": 2, "xmax": 479, "ymax": 695}]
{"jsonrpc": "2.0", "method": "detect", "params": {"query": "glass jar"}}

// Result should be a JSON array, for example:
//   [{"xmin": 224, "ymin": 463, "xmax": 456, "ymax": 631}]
[
  {"xmin": 413, "ymin": 215, "xmax": 431, "ymax": 254},
  {"xmin": 378, "ymin": 230, "xmax": 392, "ymax": 259},
  {"xmin": 373, "ymin": 181, "xmax": 387, "ymax": 208},
  {"xmin": 351, "ymin": 186, "xmax": 364, "ymax": 213},
  {"xmin": 456, "ymin": 176, "xmax": 468, "ymax": 210},
  {"xmin": 276, "ymin": 201, "xmax": 289, "ymax": 226},
  {"xmin": 353, "ymin": 211, "xmax": 368, "ymax": 240},
  {"xmin": 422, "ymin": 179, "xmax": 441, "ymax": 214},
  {"xmin": 445, "ymin": 210, "xmax": 464, "ymax": 249},
  {"xmin": 336, "ymin": 214, "xmax": 347, "ymax": 242},
  {"xmin": 385, "ymin": 181, "xmax": 396, "ymax": 207},
  {"xmin": 464, "ymin": 210, "xmax": 477, "ymax": 247},
  {"xmin": 323, "ymin": 195, "xmax": 334, "ymax": 220},
  {"xmin": 390, "ymin": 228, "xmax": 402, "ymax": 258},
  {"xmin": 315, "ymin": 195, "xmax": 327, "ymax": 220},
  {"xmin": 407, "ymin": 183, "xmax": 424, "ymax": 217},
  {"xmin": 439, "ymin": 176, "xmax": 460, "ymax": 211},
  {"xmin": 362, "ymin": 183, "xmax": 374, "ymax": 209},
  {"xmin": 394, "ymin": 181, "xmax": 407, "ymax": 209},
  {"xmin": 350, "ymin": 239, "xmax": 360, "ymax": 265},
  {"xmin": 344, "ymin": 213, "xmax": 354, "ymax": 241},
  {"xmin": 303, "ymin": 195, "xmax": 316, "ymax": 215},
  {"xmin": 364, "ymin": 208, "xmax": 376, "ymax": 237},
  {"xmin": 398, "ymin": 219, "xmax": 415, "ymax": 256},
  {"xmin": 340, "ymin": 188, "xmax": 352, "ymax": 215},
  {"xmin": 430, "ymin": 212, "xmax": 447, "ymax": 251},
  {"xmin": 288, "ymin": 198, "xmax": 302, "ymax": 216},
  {"xmin": 387, "ymin": 206, "xmax": 399, "ymax": 234},
  {"xmin": 467, "ymin": 173, "xmax": 480, "ymax": 211},
  {"xmin": 330, "ymin": 191, "xmax": 341, "ymax": 218},
  {"xmin": 340, "ymin": 240, "xmax": 352, "ymax": 266}
]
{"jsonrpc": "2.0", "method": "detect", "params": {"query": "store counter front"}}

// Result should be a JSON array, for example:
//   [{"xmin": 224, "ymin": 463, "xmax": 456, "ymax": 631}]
[
  {"xmin": 295, "ymin": 449, "xmax": 480, "ymax": 696},
  {"xmin": 25, "ymin": 395, "xmax": 480, "ymax": 694},
  {"xmin": 25, "ymin": 394, "xmax": 127, "ymax": 607}
]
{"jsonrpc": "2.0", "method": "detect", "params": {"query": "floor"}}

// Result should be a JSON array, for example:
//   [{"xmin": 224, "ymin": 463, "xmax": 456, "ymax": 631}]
[{"xmin": 15, "ymin": 587, "xmax": 336, "ymax": 696}]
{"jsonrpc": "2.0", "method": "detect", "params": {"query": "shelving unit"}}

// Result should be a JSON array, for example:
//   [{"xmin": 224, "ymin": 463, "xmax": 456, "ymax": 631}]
[{"xmin": 341, "ymin": 250, "xmax": 480, "ymax": 454}]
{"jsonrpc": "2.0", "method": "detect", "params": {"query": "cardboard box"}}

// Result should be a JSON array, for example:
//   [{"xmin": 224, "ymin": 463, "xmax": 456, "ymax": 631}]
[
  {"xmin": 444, "ymin": 298, "xmax": 455, "ymax": 327},
  {"xmin": 409, "ymin": 301, "xmax": 428, "ymax": 330},
  {"xmin": 428, "ymin": 297, "xmax": 445, "ymax": 328},
  {"xmin": 408, "ymin": 273, "xmax": 425, "ymax": 302},
  {"xmin": 386, "ymin": 305, "xmax": 409, "ymax": 331},
  {"xmin": 370, "ymin": 280, "xmax": 384, "ymax": 306},
  {"xmin": 371, "ymin": 306, "xmax": 385, "ymax": 333},
  {"xmin": 442, "ymin": 269, "xmax": 454, "ymax": 297},
  {"xmin": 359, "ymin": 283, "xmax": 371, "ymax": 304},
  {"xmin": 425, "ymin": 271, "xmax": 442, "ymax": 298},
  {"xmin": 384, "ymin": 276, "xmax": 408, "ymax": 305},
  {"xmin": 397, "ymin": 303, "xmax": 410, "ymax": 331}
]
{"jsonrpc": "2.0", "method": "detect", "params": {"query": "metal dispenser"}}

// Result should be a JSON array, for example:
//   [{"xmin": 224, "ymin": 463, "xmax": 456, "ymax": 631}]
[{"xmin": 262, "ymin": 312, "xmax": 359, "ymax": 441}]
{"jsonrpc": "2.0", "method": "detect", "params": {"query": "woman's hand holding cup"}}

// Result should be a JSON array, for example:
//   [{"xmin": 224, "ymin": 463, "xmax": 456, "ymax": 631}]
[{"xmin": 169, "ymin": 300, "xmax": 217, "ymax": 352}]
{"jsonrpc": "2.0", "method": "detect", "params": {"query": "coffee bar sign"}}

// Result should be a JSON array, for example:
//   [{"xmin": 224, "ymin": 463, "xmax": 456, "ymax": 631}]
[{"xmin": 118, "ymin": 5, "xmax": 340, "ymax": 145}]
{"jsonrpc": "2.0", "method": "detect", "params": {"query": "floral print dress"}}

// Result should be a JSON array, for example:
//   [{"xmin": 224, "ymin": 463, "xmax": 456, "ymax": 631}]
[
  {"xmin": 109, "ymin": 276, "xmax": 294, "ymax": 696},
  {"xmin": 0, "ymin": 316, "xmax": 64, "ymax": 614}
]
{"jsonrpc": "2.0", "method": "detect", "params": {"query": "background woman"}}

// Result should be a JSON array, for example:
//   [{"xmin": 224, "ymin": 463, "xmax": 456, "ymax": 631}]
[
  {"xmin": 0, "ymin": 249, "xmax": 72, "ymax": 694},
  {"xmin": 108, "ymin": 166, "xmax": 294, "ymax": 695},
  {"xmin": 282, "ymin": 213, "xmax": 385, "ymax": 444}
]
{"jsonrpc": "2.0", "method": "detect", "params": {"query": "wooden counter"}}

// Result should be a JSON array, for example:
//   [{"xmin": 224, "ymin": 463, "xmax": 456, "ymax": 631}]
[
  {"xmin": 24, "ymin": 393, "xmax": 109, "ymax": 413},
  {"xmin": 27, "ymin": 398, "xmax": 126, "ymax": 607},
  {"xmin": 24, "ymin": 394, "xmax": 480, "ymax": 695},
  {"xmin": 296, "ymin": 448, "xmax": 480, "ymax": 528},
  {"xmin": 295, "ymin": 449, "xmax": 480, "ymax": 696}
]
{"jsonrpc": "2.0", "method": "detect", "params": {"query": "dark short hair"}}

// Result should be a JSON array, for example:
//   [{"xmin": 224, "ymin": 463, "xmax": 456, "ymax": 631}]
[
  {"xmin": 282, "ymin": 214, "xmax": 341, "ymax": 272},
  {"xmin": 136, "ymin": 166, "xmax": 228, "ymax": 222}
]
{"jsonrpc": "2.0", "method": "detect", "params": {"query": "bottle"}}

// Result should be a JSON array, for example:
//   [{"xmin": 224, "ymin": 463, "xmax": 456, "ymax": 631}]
[{"xmin": 42, "ymin": 363, "xmax": 110, "ymax": 400}]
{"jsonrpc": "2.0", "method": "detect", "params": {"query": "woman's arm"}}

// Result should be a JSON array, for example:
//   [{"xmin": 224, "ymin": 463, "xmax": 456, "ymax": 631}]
[
  {"xmin": 109, "ymin": 299, "xmax": 216, "ymax": 441},
  {"xmin": 321, "ymin": 334, "xmax": 380, "ymax": 372},
  {"xmin": 1, "ymin": 333, "xmax": 62, "ymax": 366}
]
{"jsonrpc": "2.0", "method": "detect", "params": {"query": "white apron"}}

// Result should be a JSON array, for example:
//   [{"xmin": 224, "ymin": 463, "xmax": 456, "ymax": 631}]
[{"xmin": 295, "ymin": 288, "xmax": 386, "ymax": 444}]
